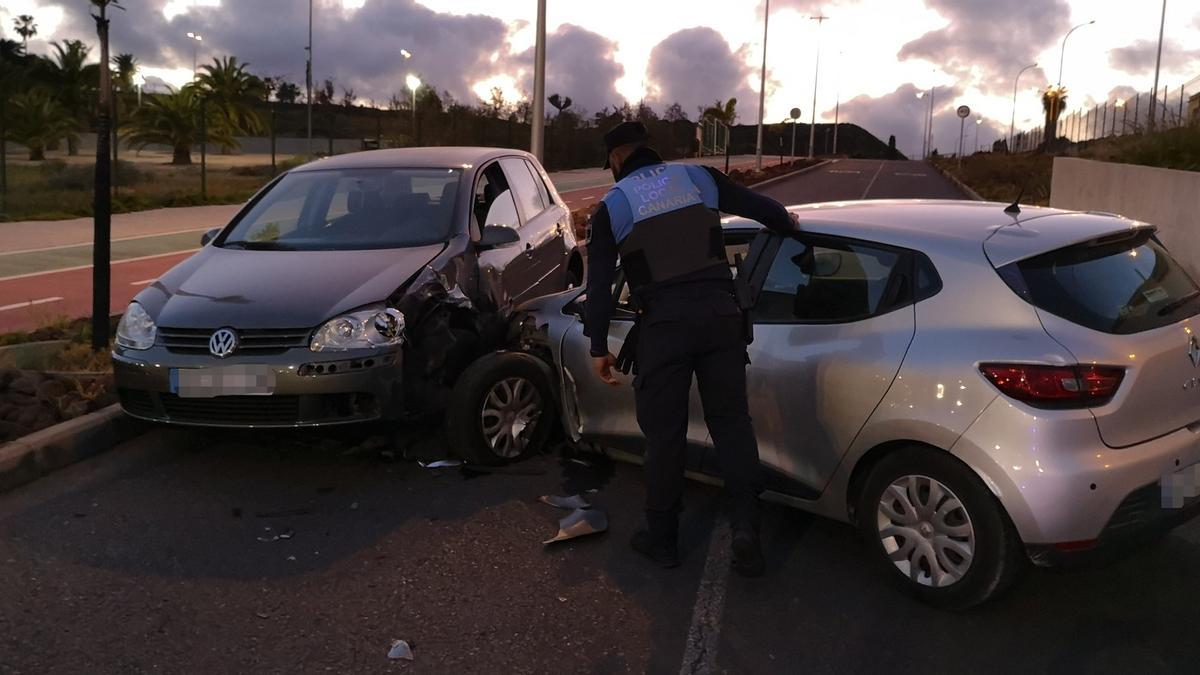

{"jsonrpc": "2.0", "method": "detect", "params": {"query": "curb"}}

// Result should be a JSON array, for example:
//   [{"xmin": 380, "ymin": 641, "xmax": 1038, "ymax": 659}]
[
  {"xmin": 0, "ymin": 404, "xmax": 146, "ymax": 494},
  {"xmin": 929, "ymin": 162, "xmax": 984, "ymax": 201},
  {"xmin": 748, "ymin": 159, "xmax": 834, "ymax": 189}
]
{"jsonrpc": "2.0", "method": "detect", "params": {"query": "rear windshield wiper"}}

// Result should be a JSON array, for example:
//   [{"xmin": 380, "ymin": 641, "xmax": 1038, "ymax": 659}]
[
  {"xmin": 1157, "ymin": 290, "xmax": 1200, "ymax": 316},
  {"xmin": 222, "ymin": 240, "xmax": 297, "ymax": 251}
]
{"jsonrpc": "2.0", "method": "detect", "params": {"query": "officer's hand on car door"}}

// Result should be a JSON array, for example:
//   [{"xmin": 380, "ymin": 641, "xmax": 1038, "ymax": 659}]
[{"xmin": 593, "ymin": 353, "xmax": 620, "ymax": 386}]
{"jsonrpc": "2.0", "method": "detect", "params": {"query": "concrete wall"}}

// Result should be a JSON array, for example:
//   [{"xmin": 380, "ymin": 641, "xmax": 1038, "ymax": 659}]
[{"xmin": 1050, "ymin": 156, "xmax": 1200, "ymax": 276}]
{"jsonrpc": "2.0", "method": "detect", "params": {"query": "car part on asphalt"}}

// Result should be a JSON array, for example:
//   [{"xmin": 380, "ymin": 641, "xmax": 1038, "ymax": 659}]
[
  {"xmin": 419, "ymin": 459, "xmax": 463, "ymax": 469},
  {"xmin": 446, "ymin": 352, "xmax": 557, "ymax": 465},
  {"xmin": 538, "ymin": 494, "xmax": 591, "ymax": 510},
  {"xmin": 543, "ymin": 508, "xmax": 608, "ymax": 545},
  {"xmin": 387, "ymin": 640, "xmax": 414, "ymax": 661}
]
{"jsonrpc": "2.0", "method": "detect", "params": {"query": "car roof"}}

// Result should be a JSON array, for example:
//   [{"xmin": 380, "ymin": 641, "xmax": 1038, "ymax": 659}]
[
  {"xmin": 721, "ymin": 199, "xmax": 1153, "ymax": 266},
  {"xmin": 289, "ymin": 146, "xmax": 532, "ymax": 172}
]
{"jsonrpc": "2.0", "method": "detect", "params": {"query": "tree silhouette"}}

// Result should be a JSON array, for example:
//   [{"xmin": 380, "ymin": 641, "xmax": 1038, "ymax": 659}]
[
  {"xmin": 702, "ymin": 98, "xmax": 737, "ymax": 125},
  {"xmin": 548, "ymin": 93, "xmax": 572, "ymax": 115},
  {"xmin": 13, "ymin": 15, "xmax": 37, "ymax": 50}
]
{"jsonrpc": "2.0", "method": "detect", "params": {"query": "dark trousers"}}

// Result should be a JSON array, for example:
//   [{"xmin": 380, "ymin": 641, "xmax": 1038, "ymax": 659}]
[{"xmin": 633, "ymin": 285, "xmax": 762, "ymax": 538}]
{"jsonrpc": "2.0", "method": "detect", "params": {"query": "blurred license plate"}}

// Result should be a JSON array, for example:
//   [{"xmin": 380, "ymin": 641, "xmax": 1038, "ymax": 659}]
[
  {"xmin": 171, "ymin": 365, "xmax": 276, "ymax": 398},
  {"xmin": 1162, "ymin": 462, "xmax": 1200, "ymax": 509}
]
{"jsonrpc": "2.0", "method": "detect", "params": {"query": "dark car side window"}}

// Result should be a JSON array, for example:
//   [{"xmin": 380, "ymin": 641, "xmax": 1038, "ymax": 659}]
[
  {"xmin": 753, "ymin": 235, "xmax": 914, "ymax": 324},
  {"xmin": 525, "ymin": 159, "xmax": 555, "ymax": 208}
]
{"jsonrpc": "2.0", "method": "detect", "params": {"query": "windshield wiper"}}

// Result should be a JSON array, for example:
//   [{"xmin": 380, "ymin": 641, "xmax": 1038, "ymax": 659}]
[
  {"xmin": 1157, "ymin": 290, "xmax": 1200, "ymax": 316},
  {"xmin": 222, "ymin": 240, "xmax": 297, "ymax": 251}
]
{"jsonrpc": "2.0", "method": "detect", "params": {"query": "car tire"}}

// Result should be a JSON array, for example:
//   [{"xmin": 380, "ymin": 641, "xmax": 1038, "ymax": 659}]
[
  {"xmin": 856, "ymin": 446, "xmax": 1026, "ymax": 610},
  {"xmin": 446, "ymin": 352, "xmax": 556, "ymax": 466}
]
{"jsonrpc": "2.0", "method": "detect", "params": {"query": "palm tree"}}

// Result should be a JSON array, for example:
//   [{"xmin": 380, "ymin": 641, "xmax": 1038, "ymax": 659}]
[
  {"xmin": 1041, "ymin": 86, "xmax": 1068, "ymax": 150},
  {"xmin": 702, "ymin": 98, "xmax": 738, "ymax": 125},
  {"xmin": 123, "ymin": 86, "xmax": 232, "ymax": 165},
  {"xmin": 37, "ymin": 40, "xmax": 98, "ymax": 155},
  {"xmin": 275, "ymin": 81, "xmax": 301, "ymax": 104},
  {"xmin": 548, "ymin": 93, "xmax": 572, "ymax": 115},
  {"xmin": 5, "ymin": 89, "xmax": 78, "ymax": 160},
  {"xmin": 194, "ymin": 56, "xmax": 267, "ymax": 137},
  {"xmin": 112, "ymin": 53, "xmax": 137, "ymax": 92},
  {"xmin": 13, "ymin": 15, "xmax": 36, "ymax": 51}
]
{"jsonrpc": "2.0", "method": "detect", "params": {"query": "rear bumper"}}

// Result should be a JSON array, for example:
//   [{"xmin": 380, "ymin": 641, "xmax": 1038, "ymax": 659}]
[
  {"xmin": 951, "ymin": 396, "xmax": 1200, "ymax": 546},
  {"xmin": 112, "ymin": 346, "xmax": 404, "ymax": 428}
]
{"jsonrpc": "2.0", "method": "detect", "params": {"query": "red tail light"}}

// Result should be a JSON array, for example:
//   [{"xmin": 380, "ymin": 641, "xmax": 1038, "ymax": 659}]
[{"xmin": 979, "ymin": 363, "xmax": 1125, "ymax": 409}]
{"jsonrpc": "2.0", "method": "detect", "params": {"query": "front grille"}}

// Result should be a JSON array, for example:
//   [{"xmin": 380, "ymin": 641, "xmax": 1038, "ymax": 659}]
[
  {"xmin": 123, "ymin": 392, "xmax": 380, "ymax": 426},
  {"xmin": 158, "ymin": 327, "xmax": 311, "ymax": 355},
  {"xmin": 160, "ymin": 394, "xmax": 303, "ymax": 425}
]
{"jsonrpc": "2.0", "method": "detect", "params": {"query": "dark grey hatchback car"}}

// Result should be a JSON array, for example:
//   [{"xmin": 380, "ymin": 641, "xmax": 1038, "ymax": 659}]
[{"xmin": 113, "ymin": 147, "xmax": 581, "ymax": 456}]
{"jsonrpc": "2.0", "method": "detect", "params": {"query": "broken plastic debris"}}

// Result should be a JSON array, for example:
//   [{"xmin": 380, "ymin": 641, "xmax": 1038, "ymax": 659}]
[
  {"xmin": 542, "ymin": 508, "xmax": 608, "ymax": 545},
  {"xmin": 387, "ymin": 639, "xmax": 415, "ymax": 661},
  {"xmin": 419, "ymin": 459, "xmax": 463, "ymax": 469},
  {"xmin": 538, "ymin": 494, "xmax": 591, "ymax": 510}
]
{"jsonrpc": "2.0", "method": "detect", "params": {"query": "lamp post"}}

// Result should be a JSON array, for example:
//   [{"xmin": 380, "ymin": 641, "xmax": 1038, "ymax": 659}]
[
  {"xmin": 306, "ymin": 0, "xmax": 313, "ymax": 155},
  {"xmin": 974, "ymin": 116, "xmax": 982, "ymax": 153},
  {"xmin": 133, "ymin": 71, "xmax": 145, "ymax": 107},
  {"xmin": 1149, "ymin": 0, "xmax": 1166, "ymax": 131},
  {"xmin": 755, "ymin": 0, "xmax": 771, "ymax": 170},
  {"xmin": 1057, "ymin": 20, "xmax": 1095, "ymax": 86},
  {"xmin": 530, "ymin": 0, "xmax": 546, "ymax": 161},
  {"xmin": 1009, "ymin": 62, "xmax": 1037, "ymax": 154},
  {"xmin": 807, "ymin": 14, "xmax": 829, "ymax": 159},
  {"xmin": 185, "ymin": 32, "xmax": 203, "ymax": 80},
  {"xmin": 916, "ymin": 91, "xmax": 928, "ymax": 158},
  {"xmin": 924, "ymin": 86, "xmax": 936, "ymax": 158},
  {"xmin": 406, "ymin": 74, "xmax": 421, "ymax": 146}
]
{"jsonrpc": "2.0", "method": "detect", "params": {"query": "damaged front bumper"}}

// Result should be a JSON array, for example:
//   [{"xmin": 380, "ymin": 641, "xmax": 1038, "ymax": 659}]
[{"xmin": 112, "ymin": 346, "xmax": 405, "ymax": 428}]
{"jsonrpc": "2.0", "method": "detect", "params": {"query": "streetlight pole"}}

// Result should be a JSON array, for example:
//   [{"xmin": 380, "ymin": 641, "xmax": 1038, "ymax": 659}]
[
  {"xmin": 926, "ymin": 86, "xmax": 935, "ymax": 157},
  {"xmin": 1149, "ymin": 0, "xmax": 1167, "ymax": 131},
  {"xmin": 807, "ymin": 14, "xmax": 829, "ymax": 159},
  {"xmin": 1057, "ymin": 20, "xmax": 1095, "ymax": 86},
  {"xmin": 186, "ymin": 32, "xmax": 202, "ymax": 80},
  {"xmin": 974, "ymin": 117, "xmax": 982, "ymax": 153},
  {"xmin": 406, "ymin": 74, "xmax": 421, "ymax": 145},
  {"xmin": 530, "ymin": 0, "xmax": 547, "ymax": 161},
  {"xmin": 306, "ymin": 0, "xmax": 313, "ymax": 156},
  {"xmin": 1010, "ymin": 62, "xmax": 1037, "ymax": 153},
  {"xmin": 916, "ymin": 91, "xmax": 928, "ymax": 158},
  {"xmin": 755, "ymin": 0, "xmax": 771, "ymax": 170}
]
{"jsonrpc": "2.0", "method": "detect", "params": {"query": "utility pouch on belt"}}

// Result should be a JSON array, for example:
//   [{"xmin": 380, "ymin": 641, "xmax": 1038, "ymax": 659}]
[{"xmin": 733, "ymin": 253, "xmax": 755, "ymax": 346}]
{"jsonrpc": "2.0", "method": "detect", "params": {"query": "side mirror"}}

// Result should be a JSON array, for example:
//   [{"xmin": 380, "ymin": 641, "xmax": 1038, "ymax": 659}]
[
  {"xmin": 201, "ymin": 228, "xmax": 222, "ymax": 246},
  {"xmin": 478, "ymin": 225, "xmax": 520, "ymax": 250}
]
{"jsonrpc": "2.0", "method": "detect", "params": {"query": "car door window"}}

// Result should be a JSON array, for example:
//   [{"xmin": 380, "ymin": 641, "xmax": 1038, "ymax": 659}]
[
  {"xmin": 500, "ymin": 157, "xmax": 546, "ymax": 224},
  {"xmin": 754, "ymin": 236, "xmax": 910, "ymax": 323},
  {"xmin": 524, "ymin": 159, "xmax": 555, "ymax": 208},
  {"xmin": 474, "ymin": 163, "xmax": 518, "ymax": 229}
]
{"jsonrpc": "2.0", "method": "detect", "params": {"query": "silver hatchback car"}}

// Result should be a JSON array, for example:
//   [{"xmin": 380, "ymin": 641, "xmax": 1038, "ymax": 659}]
[{"xmin": 504, "ymin": 199, "xmax": 1200, "ymax": 608}]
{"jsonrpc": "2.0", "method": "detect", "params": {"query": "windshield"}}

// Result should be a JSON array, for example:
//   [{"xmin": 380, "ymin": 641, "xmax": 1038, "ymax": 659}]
[{"xmin": 220, "ymin": 168, "xmax": 461, "ymax": 251}]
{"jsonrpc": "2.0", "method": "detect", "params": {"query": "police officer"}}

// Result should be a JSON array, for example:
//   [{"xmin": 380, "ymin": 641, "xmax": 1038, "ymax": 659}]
[{"xmin": 585, "ymin": 121, "xmax": 797, "ymax": 577}]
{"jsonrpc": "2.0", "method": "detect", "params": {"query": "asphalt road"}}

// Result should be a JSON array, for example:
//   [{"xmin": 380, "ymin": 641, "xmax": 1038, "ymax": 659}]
[{"xmin": 7, "ymin": 161, "xmax": 1199, "ymax": 674}]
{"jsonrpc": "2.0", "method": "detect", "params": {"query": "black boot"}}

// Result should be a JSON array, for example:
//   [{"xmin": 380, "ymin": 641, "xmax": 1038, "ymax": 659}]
[
  {"xmin": 631, "ymin": 530, "xmax": 681, "ymax": 568},
  {"xmin": 731, "ymin": 527, "xmax": 765, "ymax": 578}
]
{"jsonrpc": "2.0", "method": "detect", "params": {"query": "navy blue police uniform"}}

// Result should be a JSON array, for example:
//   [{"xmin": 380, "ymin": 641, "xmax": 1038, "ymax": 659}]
[{"xmin": 585, "ymin": 122, "xmax": 796, "ymax": 573}]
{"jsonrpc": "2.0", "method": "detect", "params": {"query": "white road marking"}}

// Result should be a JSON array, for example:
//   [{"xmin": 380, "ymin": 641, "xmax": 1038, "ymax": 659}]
[
  {"xmin": 0, "ymin": 249, "xmax": 196, "ymax": 283},
  {"xmin": 0, "ymin": 297, "xmax": 63, "ymax": 312},
  {"xmin": 0, "ymin": 227, "xmax": 211, "ymax": 257},
  {"xmin": 130, "ymin": 278, "xmax": 157, "ymax": 286},
  {"xmin": 861, "ymin": 161, "xmax": 887, "ymax": 199},
  {"xmin": 678, "ymin": 520, "xmax": 732, "ymax": 675},
  {"xmin": 827, "ymin": 170, "xmax": 862, "ymax": 174},
  {"xmin": 894, "ymin": 172, "xmax": 929, "ymax": 177}
]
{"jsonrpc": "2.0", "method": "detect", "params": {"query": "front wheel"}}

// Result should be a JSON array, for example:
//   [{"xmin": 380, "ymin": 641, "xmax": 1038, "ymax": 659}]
[
  {"xmin": 856, "ymin": 446, "xmax": 1026, "ymax": 610},
  {"xmin": 446, "ymin": 352, "xmax": 556, "ymax": 465}
]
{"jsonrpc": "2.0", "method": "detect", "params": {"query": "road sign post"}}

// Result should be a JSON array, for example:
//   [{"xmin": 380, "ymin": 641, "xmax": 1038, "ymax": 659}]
[{"xmin": 789, "ymin": 107, "xmax": 801, "ymax": 160}]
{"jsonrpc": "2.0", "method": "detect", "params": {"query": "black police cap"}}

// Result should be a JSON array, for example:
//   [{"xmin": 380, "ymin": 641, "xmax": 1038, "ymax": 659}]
[{"xmin": 602, "ymin": 121, "xmax": 650, "ymax": 168}]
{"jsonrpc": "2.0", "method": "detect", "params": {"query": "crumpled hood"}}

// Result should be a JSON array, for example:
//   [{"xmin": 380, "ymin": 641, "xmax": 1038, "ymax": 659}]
[{"xmin": 136, "ymin": 243, "xmax": 446, "ymax": 329}]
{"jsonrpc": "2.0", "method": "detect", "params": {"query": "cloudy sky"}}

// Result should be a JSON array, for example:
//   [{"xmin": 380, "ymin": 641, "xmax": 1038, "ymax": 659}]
[{"xmin": 4, "ymin": 0, "xmax": 1199, "ymax": 157}]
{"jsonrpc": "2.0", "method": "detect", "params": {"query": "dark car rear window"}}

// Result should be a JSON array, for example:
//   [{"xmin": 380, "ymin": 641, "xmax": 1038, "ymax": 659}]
[{"xmin": 998, "ymin": 230, "xmax": 1200, "ymax": 334}]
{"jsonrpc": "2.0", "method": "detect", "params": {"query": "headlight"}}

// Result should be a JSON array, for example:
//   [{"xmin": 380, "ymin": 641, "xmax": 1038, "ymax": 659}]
[
  {"xmin": 310, "ymin": 306, "xmax": 405, "ymax": 352},
  {"xmin": 116, "ymin": 302, "xmax": 157, "ymax": 350}
]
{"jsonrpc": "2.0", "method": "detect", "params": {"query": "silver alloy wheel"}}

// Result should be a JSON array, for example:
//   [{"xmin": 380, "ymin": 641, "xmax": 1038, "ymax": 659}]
[
  {"xmin": 876, "ymin": 474, "xmax": 975, "ymax": 588},
  {"xmin": 480, "ymin": 376, "xmax": 542, "ymax": 459}
]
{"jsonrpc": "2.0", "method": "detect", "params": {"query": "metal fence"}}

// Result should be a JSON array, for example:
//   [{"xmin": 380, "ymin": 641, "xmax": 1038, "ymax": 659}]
[{"xmin": 1011, "ymin": 73, "xmax": 1200, "ymax": 152}]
